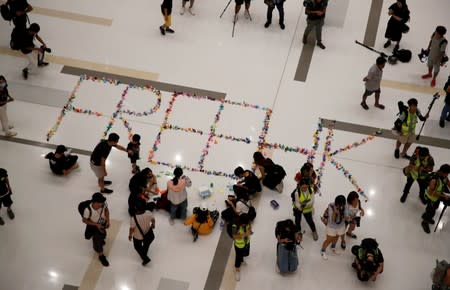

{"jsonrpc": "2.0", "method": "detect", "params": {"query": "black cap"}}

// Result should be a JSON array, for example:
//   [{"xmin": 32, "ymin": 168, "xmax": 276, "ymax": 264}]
[{"xmin": 91, "ymin": 192, "xmax": 106, "ymax": 203}]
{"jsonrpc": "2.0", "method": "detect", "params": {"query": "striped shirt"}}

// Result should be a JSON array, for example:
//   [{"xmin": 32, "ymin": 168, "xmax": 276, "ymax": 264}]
[{"xmin": 130, "ymin": 211, "xmax": 154, "ymax": 240}]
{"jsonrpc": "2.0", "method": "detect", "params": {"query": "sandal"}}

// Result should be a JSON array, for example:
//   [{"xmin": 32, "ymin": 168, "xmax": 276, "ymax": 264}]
[{"xmin": 346, "ymin": 232, "xmax": 357, "ymax": 239}]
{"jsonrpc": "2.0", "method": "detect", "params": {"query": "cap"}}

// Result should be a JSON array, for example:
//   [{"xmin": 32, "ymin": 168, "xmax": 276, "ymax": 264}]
[{"xmin": 91, "ymin": 192, "xmax": 106, "ymax": 203}]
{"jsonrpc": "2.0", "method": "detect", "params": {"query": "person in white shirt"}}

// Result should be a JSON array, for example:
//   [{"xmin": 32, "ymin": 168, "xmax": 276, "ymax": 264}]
[
  {"xmin": 167, "ymin": 167, "xmax": 191, "ymax": 225},
  {"xmin": 129, "ymin": 201, "xmax": 155, "ymax": 266}
]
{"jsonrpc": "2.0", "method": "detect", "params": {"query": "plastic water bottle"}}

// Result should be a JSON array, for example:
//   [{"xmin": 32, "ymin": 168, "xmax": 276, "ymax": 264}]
[{"xmin": 220, "ymin": 220, "xmax": 224, "ymax": 231}]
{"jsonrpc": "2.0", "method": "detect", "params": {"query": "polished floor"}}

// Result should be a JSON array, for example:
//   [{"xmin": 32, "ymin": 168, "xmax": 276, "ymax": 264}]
[{"xmin": 0, "ymin": 0, "xmax": 450, "ymax": 290}]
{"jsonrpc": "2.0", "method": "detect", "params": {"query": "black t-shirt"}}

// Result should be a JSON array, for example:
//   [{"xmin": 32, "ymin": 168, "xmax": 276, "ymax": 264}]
[
  {"xmin": 9, "ymin": 0, "xmax": 30, "ymax": 14},
  {"xmin": 305, "ymin": 0, "xmax": 327, "ymax": 20},
  {"xmin": 0, "ymin": 176, "xmax": 9, "ymax": 195},
  {"xmin": 244, "ymin": 170, "xmax": 262, "ymax": 193},
  {"xmin": 388, "ymin": 3, "xmax": 410, "ymax": 24},
  {"xmin": 161, "ymin": 0, "xmax": 172, "ymax": 9},
  {"xmin": 129, "ymin": 171, "xmax": 149, "ymax": 194},
  {"xmin": 90, "ymin": 140, "xmax": 113, "ymax": 166},
  {"xmin": 127, "ymin": 142, "xmax": 140, "ymax": 160},
  {"xmin": 444, "ymin": 80, "xmax": 450, "ymax": 105},
  {"xmin": 45, "ymin": 153, "xmax": 67, "ymax": 175},
  {"xmin": 17, "ymin": 29, "xmax": 35, "ymax": 54}
]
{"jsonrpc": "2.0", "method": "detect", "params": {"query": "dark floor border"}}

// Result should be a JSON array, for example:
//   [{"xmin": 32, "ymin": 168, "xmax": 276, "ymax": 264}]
[
  {"xmin": 363, "ymin": 0, "xmax": 383, "ymax": 47},
  {"xmin": 203, "ymin": 229, "xmax": 233, "ymax": 290},
  {"xmin": 294, "ymin": 35, "xmax": 316, "ymax": 82},
  {"xmin": 62, "ymin": 285, "xmax": 78, "ymax": 290},
  {"xmin": 321, "ymin": 118, "xmax": 450, "ymax": 149},
  {"xmin": 61, "ymin": 66, "xmax": 227, "ymax": 100}
]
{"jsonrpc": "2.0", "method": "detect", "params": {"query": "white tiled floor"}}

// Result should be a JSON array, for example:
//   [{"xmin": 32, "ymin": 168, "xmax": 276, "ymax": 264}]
[{"xmin": 0, "ymin": 0, "xmax": 450, "ymax": 290}]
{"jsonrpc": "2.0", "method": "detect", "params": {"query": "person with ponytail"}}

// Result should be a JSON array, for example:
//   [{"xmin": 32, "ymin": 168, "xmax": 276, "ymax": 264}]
[{"xmin": 167, "ymin": 167, "xmax": 191, "ymax": 225}]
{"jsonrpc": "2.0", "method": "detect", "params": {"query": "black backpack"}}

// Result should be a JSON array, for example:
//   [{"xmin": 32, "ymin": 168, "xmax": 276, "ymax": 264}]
[
  {"xmin": 78, "ymin": 200, "xmax": 92, "ymax": 219},
  {"xmin": 394, "ymin": 49, "xmax": 412, "ymax": 63},
  {"xmin": 10, "ymin": 27, "xmax": 22, "ymax": 50},
  {"xmin": 393, "ymin": 101, "xmax": 409, "ymax": 132},
  {"xmin": 1, "ymin": 1, "xmax": 12, "ymax": 21},
  {"xmin": 240, "ymin": 200, "xmax": 256, "ymax": 221},
  {"xmin": 193, "ymin": 207, "xmax": 209, "ymax": 224}
]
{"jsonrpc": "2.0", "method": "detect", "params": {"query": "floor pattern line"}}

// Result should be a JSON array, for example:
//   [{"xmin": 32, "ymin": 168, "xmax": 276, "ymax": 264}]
[{"xmin": 32, "ymin": 6, "xmax": 113, "ymax": 26}]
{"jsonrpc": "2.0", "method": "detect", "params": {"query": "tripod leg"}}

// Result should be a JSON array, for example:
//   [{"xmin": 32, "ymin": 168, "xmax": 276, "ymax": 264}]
[
  {"xmin": 232, "ymin": 14, "xmax": 237, "ymax": 37},
  {"xmin": 220, "ymin": 0, "xmax": 233, "ymax": 18},
  {"xmin": 434, "ymin": 205, "xmax": 447, "ymax": 232}
]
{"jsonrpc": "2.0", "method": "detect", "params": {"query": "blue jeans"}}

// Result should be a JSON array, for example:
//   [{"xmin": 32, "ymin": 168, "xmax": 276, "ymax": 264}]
[
  {"xmin": 440, "ymin": 103, "xmax": 450, "ymax": 122},
  {"xmin": 170, "ymin": 200, "xmax": 187, "ymax": 220},
  {"xmin": 277, "ymin": 243, "xmax": 298, "ymax": 273}
]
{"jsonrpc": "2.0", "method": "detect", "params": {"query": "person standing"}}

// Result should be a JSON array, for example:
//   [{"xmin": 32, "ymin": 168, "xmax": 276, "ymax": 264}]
[
  {"xmin": 129, "ymin": 201, "xmax": 155, "ymax": 266},
  {"xmin": 394, "ymin": 98, "xmax": 429, "ymax": 159},
  {"xmin": 400, "ymin": 146, "xmax": 434, "ymax": 204},
  {"xmin": 81, "ymin": 192, "xmax": 110, "ymax": 266},
  {"xmin": 160, "ymin": 0, "xmax": 175, "ymax": 35},
  {"xmin": 0, "ymin": 76, "xmax": 17, "ymax": 137},
  {"xmin": 264, "ymin": 0, "xmax": 285, "ymax": 30},
  {"xmin": 383, "ymin": 0, "xmax": 410, "ymax": 51},
  {"xmin": 439, "ymin": 76, "xmax": 450, "ymax": 128},
  {"xmin": 167, "ymin": 167, "xmax": 191, "ymax": 225},
  {"xmin": 90, "ymin": 133, "xmax": 127, "ymax": 194},
  {"xmin": 302, "ymin": 0, "xmax": 328, "ymax": 49},
  {"xmin": 320, "ymin": 195, "xmax": 348, "ymax": 260},
  {"xmin": 422, "ymin": 26, "xmax": 447, "ymax": 87},
  {"xmin": 361, "ymin": 56, "xmax": 386, "ymax": 110},
  {"xmin": 127, "ymin": 134, "xmax": 141, "ymax": 174},
  {"xmin": 0, "ymin": 169, "xmax": 15, "ymax": 226},
  {"xmin": 421, "ymin": 164, "xmax": 450, "ymax": 234},
  {"xmin": 180, "ymin": 0, "xmax": 195, "ymax": 15},
  {"xmin": 291, "ymin": 179, "xmax": 318, "ymax": 241},
  {"xmin": 234, "ymin": 0, "xmax": 251, "ymax": 23},
  {"xmin": 232, "ymin": 213, "xmax": 251, "ymax": 281},
  {"xmin": 9, "ymin": 0, "xmax": 33, "ymax": 29},
  {"xmin": 345, "ymin": 191, "xmax": 364, "ymax": 239},
  {"xmin": 275, "ymin": 219, "xmax": 300, "ymax": 274}
]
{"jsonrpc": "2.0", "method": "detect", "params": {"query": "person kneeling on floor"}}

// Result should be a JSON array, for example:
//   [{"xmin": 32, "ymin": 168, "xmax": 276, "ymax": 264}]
[
  {"xmin": 45, "ymin": 145, "xmax": 79, "ymax": 176},
  {"xmin": 351, "ymin": 238, "xmax": 384, "ymax": 282},
  {"xmin": 184, "ymin": 203, "xmax": 219, "ymax": 242},
  {"xmin": 275, "ymin": 219, "xmax": 301, "ymax": 274},
  {"xmin": 234, "ymin": 166, "xmax": 262, "ymax": 197},
  {"xmin": 253, "ymin": 151, "xmax": 286, "ymax": 193}
]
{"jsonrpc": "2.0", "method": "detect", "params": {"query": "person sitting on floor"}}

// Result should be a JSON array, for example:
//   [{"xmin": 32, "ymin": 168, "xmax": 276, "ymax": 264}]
[
  {"xmin": 234, "ymin": 166, "xmax": 262, "ymax": 197},
  {"xmin": 351, "ymin": 238, "xmax": 384, "ymax": 282},
  {"xmin": 128, "ymin": 168, "xmax": 159, "ymax": 215},
  {"xmin": 45, "ymin": 145, "xmax": 79, "ymax": 176},
  {"xmin": 253, "ymin": 151, "xmax": 286, "ymax": 193},
  {"xmin": 184, "ymin": 203, "xmax": 219, "ymax": 242}
]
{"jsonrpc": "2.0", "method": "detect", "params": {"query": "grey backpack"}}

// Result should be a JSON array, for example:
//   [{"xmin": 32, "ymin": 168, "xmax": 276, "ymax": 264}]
[{"xmin": 432, "ymin": 259, "xmax": 450, "ymax": 287}]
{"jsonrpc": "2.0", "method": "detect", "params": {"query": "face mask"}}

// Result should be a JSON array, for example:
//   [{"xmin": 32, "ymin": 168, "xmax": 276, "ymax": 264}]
[{"xmin": 0, "ymin": 83, "xmax": 6, "ymax": 89}]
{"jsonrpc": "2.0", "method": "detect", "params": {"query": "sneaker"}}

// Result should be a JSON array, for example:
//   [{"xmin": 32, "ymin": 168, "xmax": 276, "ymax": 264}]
[
  {"xmin": 429, "ymin": 219, "xmax": 436, "ymax": 225},
  {"xmin": 317, "ymin": 42, "xmax": 326, "ymax": 49},
  {"xmin": 159, "ymin": 26, "xmax": 166, "ymax": 35},
  {"xmin": 38, "ymin": 61, "xmax": 49, "ymax": 67},
  {"xmin": 440, "ymin": 120, "xmax": 445, "ymax": 128},
  {"xmin": 394, "ymin": 149, "xmax": 400, "ymax": 159},
  {"xmin": 275, "ymin": 181, "xmax": 284, "ymax": 193},
  {"xmin": 180, "ymin": 7, "xmax": 185, "ymax": 14},
  {"xmin": 312, "ymin": 231, "xmax": 318, "ymax": 241},
  {"xmin": 383, "ymin": 40, "xmax": 391, "ymax": 48},
  {"xmin": 360, "ymin": 102, "xmax": 369, "ymax": 110},
  {"xmin": 5, "ymin": 131, "xmax": 17, "ymax": 137},
  {"xmin": 169, "ymin": 217, "xmax": 175, "ymax": 225},
  {"xmin": 393, "ymin": 44, "xmax": 399, "ymax": 52},
  {"xmin": 22, "ymin": 68, "xmax": 28, "ymax": 80},
  {"xmin": 264, "ymin": 21, "xmax": 271, "ymax": 28},
  {"xmin": 142, "ymin": 256, "xmax": 151, "ymax": 266},
  {"xmin": 320, "ymin": 250, "xmax": 328, "ymax": 260},
  {"xmin": 431, "ymin": 79, "xmax": 436, "ymax": 87},
  {"xmin": 7, "ymin": 208, "xmax": 14, "ymax": 220},
  {"xmin": 188, "ymin": 7, "xmax": 195, "ymax": 15},
  {"xmin": 165, "ymin": 28, "xmax": 175, "ymax": 33},
  {"xmin": 101, "ymin": 188, "xmax": 113, "ymax": 194},
  {"xmin": 346, "ymin": 232, "xmax": 357, "ymax": 239},
  {"xmin": 421, "ymin": 73, "xmax": 432, "ymax": 79},
  {"xmin": 421, "ymin": 221, "xmax": 430, "ymax": 234},
  {"xmin": 104, "ymin": 180, "xmax": 112, "ymax": 185},
  {"xmin": 99, "ymin": 255, "xmax": 110, "ymax": 267},
  {"xmin": 280, "ymin": 23, "xmax": 285, "ymax": 30},
  {"xmin": 235, "ymin": 270, "xmax": 241, "ymax": 281},
  {"xmin": 400, "ymin": 193, "xmax": 407, "ymax": 203},
  {"xmin": 374, "ymin": 104, "xmax": 385, "ymax": 110},
  {"xmin": 341, "ymin": 240, "xmax": 346, "ymax": 250},
  {"xmin": 0, "ymin": 216, "xmax": 4, "ymax": 225}
]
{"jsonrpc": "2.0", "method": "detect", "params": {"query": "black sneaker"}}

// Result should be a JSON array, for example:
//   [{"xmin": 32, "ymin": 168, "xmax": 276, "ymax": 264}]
[
  {"xmin": 142, "ymin": 256, "xmax": 151, "ymax": 266},
  {"xmin": 317, "ymin": 42, "xmax": 326, "ymax": 49},
  {"xmin": 400, "ymin": 193, "xmax": 407, "ymax": 203},
  {"xmin": 264, "ymin": 21, "xmax": 271, "ymax": 28},
  {"xmin": 440, "ymin": 120, "xmax": 445, "ymax": 128},
  {"xmin": 402, "ymin": 154, "xmax": 411, "ymax": 160},
  {"xmin": 159, "ymin": 26, "xmax": 166, "ymax": 35},
  {"xmin": 165, "ymin": 28, "xmax": 175, "ymax": 33},
  {"xmin": 38, "ymin": 61, "xmax": 49, "ymax": 67},
  {"xmin": 101, "ymin": 188, "xmax": 113, "ymax": 194},
  {"xmin": 429, "ymin": 219, "xmax": 436, "ymax": 225},
  {"xmin": 7, "ymin": 208, "xmax": 14, "ymax": 220},
  {"xmin": 421, "ymin": 221, "xmax": 430, "ymax": 234},
  {"xmin": 0, "ymin": 216, "xmax": 4, "ymax": 225},
  {"xmin": 393, "ymin": 44, "xmax": 399, "ymax": 53},
  {"xmin": 99, "ymin": 255, "xmax": 110, "ymax": 267},
  {"xmin": 340, "ymin": 241, "xmax": 346, "ymax": 250},
  {"xmin": 104, "ymin": 180, "xmax": 112, "ymax": 185},
  {"xmin": 394, "ymin": 149, "xmax": 400, "ymax": 159},
  {"xmin": 383, "ymin": 40, "xmax": 391, "ymax": 48},
  {"xmin": 280, "ymin": 23, "xmax": 285, "ymax": 30},
  {"xmin": 22, "ymin": 68, "xmax": 28, "ymax": 80}
]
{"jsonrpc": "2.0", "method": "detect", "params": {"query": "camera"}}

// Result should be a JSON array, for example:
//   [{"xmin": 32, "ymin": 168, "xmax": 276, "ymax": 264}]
[{"xmin": 40, "ymin": 45, "xmax": 51, "ymax": 53}]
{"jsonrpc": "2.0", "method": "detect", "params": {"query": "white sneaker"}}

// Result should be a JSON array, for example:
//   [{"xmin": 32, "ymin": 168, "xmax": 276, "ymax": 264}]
[
  {"xmin": 169, "ymin": 217, "xmax": 175, "ymax": 225},
  {"xmin": 188, "ymin": 7, "xmax": 195, "ymax": 15},
  {"xmin": 235, "ymin": 271, "xmax": 241, "ymax": 281},
  {"xmin": 180, "ymin": 7, "xmax": 185, "ymax": 15},
  {"xmin": 5, "ymin": 131, "xmax": 17, "ymax": 137},
  {"xmin": 321, "ymin": 251, "xmax": 328, "ymax": 260}
]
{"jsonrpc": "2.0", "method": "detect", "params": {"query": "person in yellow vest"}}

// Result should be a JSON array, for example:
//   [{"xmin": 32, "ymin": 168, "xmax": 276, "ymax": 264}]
[
  {"xmin": 291, "ymin": 178, "xmax": 318, "ymax": 241},
  {"xmin": 400, "ymin": 146, "xmax": 434, "ymax": 204},
  {"xmin": 421, "ymin": 164, "xmax": 450, "ymax": 234},
  {"xmin": 394, "ymin": 98, "xmax": 429, "ymax": 159},
  {"xmin": 232, "ymin": 213, "xmax": 251, "ymax": 281}
]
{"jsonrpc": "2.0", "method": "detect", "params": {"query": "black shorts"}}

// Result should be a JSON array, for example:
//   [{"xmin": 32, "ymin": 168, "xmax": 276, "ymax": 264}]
[
  {"xmin": 129, "ymin": 157, "xmax": 139, "ymax": 164},
  {"xmin": 0, "ymin": 193, "xmax": 13, "ymax": 208},
  {"xmin": 161, "ymin": 5, "xmax": 172, "ymax": 15},
  {"xmin": 235, "ymin": 0, "xmax": 251, "ymax": 5},
  {"xmin": 363, "ymin": 88, "xmax": 381, "ymax": 96}
]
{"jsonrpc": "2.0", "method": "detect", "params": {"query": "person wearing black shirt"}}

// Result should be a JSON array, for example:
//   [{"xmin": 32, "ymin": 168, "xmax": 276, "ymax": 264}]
[
  {"xmin": 233, "ymin": 166, "xmax": 262, "ymax": 197},
  {"xmin": 9, "ymin": 0, "xmax": 33, "ymax": 29},
  {"xmin": 264, "ymin": 0, "xmax": 285, "ymax": 30},
  {"xmin": 90, "ymin": 133, "xmax": 127, "ymax": 194},
  {"xmin": 45, "ymin": 145, "xmax": 79, "ymax": 176},
  {"xmin": 0, "ymin": 76, "xmax": 17, "ymax": 137},
  {"xmin": 439, "ymin": 76, "xmax": 450, "ymax": 128},
  {"xmin": 302, "ymin": 0, "xmax": 328, "ymax": 49},
  {"xmin": 14, "ymin": 23, "xmax": 49, "ymax": 80},
  {"xmin": 128, "ymin": 168, "xmax": 158, "ymax": 215},
  {"xmin": 383, "ymin": 0, "xmax": 410, "ymax": 51},
  {"xmin": 0, "ymin": 168, "xmax": 15, "ymax": 226},
  {"xmin": 160, "ymin": 0, "xmax": 174, "ymax": 35},
  {"xmin": 351, "ymin": 238, "xmax": 384, "ymax": 282}
]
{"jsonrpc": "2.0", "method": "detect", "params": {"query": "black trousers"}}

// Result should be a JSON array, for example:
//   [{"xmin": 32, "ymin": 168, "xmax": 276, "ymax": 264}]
[
  {"xmin": 92, "ymin": 229, "xmax": 106, "ymax": 253},
  {"xmin": 266, "ymin": 2, "xmax": 284, "ymax": 24},
  {"xmin": 133, "ymin": 230, "xmax": 155, "ymax": 261},
  {"xmin": 423, "ymin": 199, "xmax": 441, "ymax": 222},
  {"xmin": 293, "ymin": 209, "xmax": 316, "ymax": 233},
  {"xmin": 234, "ymin": 244, "xmax": 250, "ymax": 268},
  {"xmin": 403, "ymin": 177, "xmax": 428, "ymax": 200}
]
